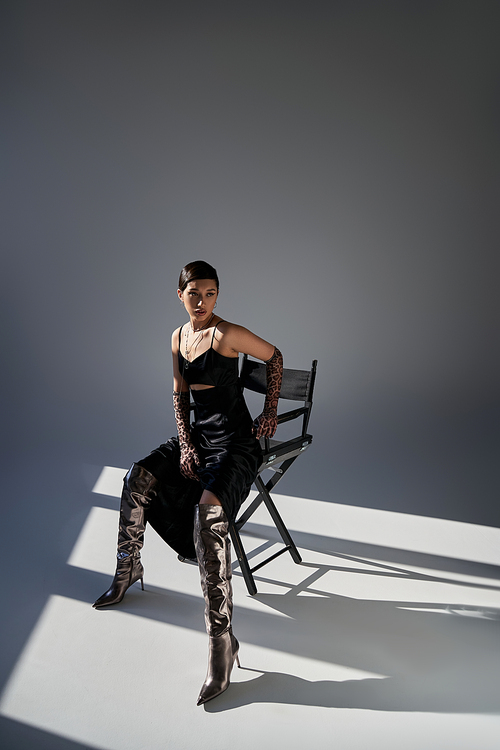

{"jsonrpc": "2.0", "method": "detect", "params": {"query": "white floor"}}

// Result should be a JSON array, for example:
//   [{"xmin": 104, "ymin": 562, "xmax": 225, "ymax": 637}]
[{"xmin": 1, "ymin": 467, "xmax": 500, "ymax": 750}]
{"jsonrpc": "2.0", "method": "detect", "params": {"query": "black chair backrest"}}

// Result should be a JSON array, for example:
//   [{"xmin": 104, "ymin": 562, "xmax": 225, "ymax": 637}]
[
  {"xmin": 240, "ymin": 355, "xmax": 317, "ymax": 436},
  {"xmin": 240, "ymin": 356, "xmax": 316, "ymax": 401}
]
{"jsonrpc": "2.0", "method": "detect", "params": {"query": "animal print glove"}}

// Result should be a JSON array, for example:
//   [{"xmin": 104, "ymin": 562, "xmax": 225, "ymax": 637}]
[
  {"xmin": 173, "ymin": 391, "xmax": 201, "ymax": 481},
  {"xmin": 253, "ymin": 347, "xmax": 283, "ymax": 439}
]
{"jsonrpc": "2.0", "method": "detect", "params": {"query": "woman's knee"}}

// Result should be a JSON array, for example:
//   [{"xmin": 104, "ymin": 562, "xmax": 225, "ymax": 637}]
[
  {"xmin": 199, "ymin": 490, "xmax": 222, "ymax": 506},
  {"xmin": 124, "ymin": 463, "xmax": 158, "ymax": 496}
]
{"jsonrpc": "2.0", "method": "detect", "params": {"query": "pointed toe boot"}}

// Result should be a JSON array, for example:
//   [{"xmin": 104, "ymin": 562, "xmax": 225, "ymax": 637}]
[
  {"xmin": 93, "ymin": 463, "xmax": 157, "ymax": 608},
  {"xmin": 93, "ymin": 550, "xmax": 144, "ymax": 608},
  {"xmin": 194, "ymin": 504, "xmax": 240, "ymax": 705},
  {"xmin": 196, "ymin": 631, "xmax": 240, "ymax": 705}
]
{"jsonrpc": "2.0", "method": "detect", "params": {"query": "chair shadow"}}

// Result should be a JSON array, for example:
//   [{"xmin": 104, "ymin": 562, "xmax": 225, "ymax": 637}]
[
  {"xmin": 205, "ymin": 665, "xmax": 500, "ymax": 713},
  {"xmin": 240, "ymin": 522, "xmax": 500, "ymax": 586},
  {"xmin": 206, "ymin": 562, "xmax": 500, "ymax": 714},
  {"xmin": 70, "ymin": 542, "xmax": 500, "ymax": 716}
]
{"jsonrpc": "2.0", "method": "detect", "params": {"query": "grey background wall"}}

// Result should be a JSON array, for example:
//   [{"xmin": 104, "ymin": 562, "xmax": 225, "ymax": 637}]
[
  {"xmin": 4, "ymin": 0, "xmax": 499, "ymax": 518},
  {"xmin": 1, "ymin": 3, "xmax": 499, "ymax": 730}
]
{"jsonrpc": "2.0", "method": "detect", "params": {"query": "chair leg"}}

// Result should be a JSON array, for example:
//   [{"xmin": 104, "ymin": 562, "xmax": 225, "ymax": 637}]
[
  {"xmin": 229, "ymin": 523, "xmax": 258, "ymax": 596},
  {"xmin": 254, "ymin": 475, "xmax": 302, "ymax": 564},
  {"xmin": 229, "ymin": 467, "xmax": 303, "ymax": 595}
]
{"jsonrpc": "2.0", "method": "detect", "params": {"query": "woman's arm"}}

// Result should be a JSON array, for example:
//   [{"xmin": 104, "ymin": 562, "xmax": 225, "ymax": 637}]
[
  {"xmin": 215, "ymin": 323, "xmax": 275, "ymax": 362},
  {"xmin": 216, "ymin": 323, "xmax": 283, "ymax": 439},
  {"xmin": 171, "ymin": 329, "xmax": 200, "ymax": 481},
  {"xmin": 172, "ymin": 327, "xmax": 189, "ymax": 393}
]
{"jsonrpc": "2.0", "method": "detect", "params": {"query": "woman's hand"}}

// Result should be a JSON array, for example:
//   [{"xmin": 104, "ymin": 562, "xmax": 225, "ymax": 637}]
[
  {"xmin": 179, "ymin": 441, "xmax": 201, "ymax": 481},
  {"xmin": 253, "ymin": 409, "xmax": 278, "ymax": 439}
]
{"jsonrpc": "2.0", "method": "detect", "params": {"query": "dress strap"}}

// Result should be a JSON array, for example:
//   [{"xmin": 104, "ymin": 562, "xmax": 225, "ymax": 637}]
[
  {"xmin": 211, "ymin": 320, "xmax": 223, "ymax": 348},
  {"xmin": 179, "ymin": 324, "xmax": 184, "ymax": 348}
]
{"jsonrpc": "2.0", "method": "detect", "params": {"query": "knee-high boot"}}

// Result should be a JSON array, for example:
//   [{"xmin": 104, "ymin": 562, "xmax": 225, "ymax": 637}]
[
  {"xmin": 194, "ymin": 504, "xmax": 240, "ymax": 705},
  {"xmin": 93, "ymin": 463, "xmax": 158, "ymax": 608}
]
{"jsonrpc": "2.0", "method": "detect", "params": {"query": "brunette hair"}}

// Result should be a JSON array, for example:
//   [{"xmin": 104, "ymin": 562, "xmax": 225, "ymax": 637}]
[{"xmin": 178, "ymin": 260, "xmax": 219, "ymax": 292}]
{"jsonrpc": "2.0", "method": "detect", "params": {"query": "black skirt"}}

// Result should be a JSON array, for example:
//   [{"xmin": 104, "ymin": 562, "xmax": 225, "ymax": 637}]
[{"xmin": 138, "ymin": 384, "xmax": 262, "ymax": 559}]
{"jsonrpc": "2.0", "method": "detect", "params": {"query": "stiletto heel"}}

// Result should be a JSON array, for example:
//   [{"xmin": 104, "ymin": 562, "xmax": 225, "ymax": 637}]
[
  {"xmin": 235, "ymin": 653, "xmax": 241, "ymax": 668},
  {"xmin": 93, "ymin": 464, "xmax": 157, "ymax": 609},
  {"xmin": 93, "ymin": 550, "xmax": 144, "ymax": 608},
  {"xmin": 194, "ymin": 505, "xmax": 240, "ymax": 705}
]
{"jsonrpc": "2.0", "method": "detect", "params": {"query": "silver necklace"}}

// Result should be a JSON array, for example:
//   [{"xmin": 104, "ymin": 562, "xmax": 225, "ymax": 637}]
[{"xmin": 184, "ymin": 313, "xmax": 215, "ymax": 366}]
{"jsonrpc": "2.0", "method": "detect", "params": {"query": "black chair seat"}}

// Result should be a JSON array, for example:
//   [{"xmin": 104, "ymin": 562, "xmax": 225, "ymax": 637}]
[{"xmin": 259, "ymin": 434, "xmax": 313, "ymax": 471}]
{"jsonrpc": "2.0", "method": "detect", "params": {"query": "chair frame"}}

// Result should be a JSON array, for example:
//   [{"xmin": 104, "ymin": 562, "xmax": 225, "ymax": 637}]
[{"xmin": 230, "ymin": 355, "xmax": 317, "ymax": 595}]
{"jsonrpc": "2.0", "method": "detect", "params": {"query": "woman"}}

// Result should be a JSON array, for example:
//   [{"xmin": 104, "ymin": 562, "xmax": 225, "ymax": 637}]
[{"xmin": 93, "ymin": 260, "xmax": 283, "ymax": 706}]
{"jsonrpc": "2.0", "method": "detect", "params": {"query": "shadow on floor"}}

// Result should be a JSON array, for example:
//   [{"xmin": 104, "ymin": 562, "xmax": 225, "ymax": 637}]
[
  {"xmin": 240, "ymin": 522, "xmax": 500, "ymax": 584},
  {"xmin": 68, "ymin": 554, "xmax": 500, "ymax": 716},
  {"xmin": 205, "ymin": 665, "xmax": 500, "ymax": 714},
  {"xmin": 0, "ymin": 716, "xmax": 99, "ymax": 750}
]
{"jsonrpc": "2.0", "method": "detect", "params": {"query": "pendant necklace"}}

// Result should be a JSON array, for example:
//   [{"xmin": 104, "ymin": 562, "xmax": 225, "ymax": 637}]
[{"xmin": 184, "ymin": 313, "xmax": 215, "ymax": 368}]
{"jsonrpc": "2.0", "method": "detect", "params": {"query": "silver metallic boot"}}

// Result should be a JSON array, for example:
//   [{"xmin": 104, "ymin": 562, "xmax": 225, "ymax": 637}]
[
  {"xmin": 194, "ymin": 504, "xmax": 240, "ymax": 705},
  {"xmin": 93, "ymin": 464, "xmax": 157, "ymax": 608}
]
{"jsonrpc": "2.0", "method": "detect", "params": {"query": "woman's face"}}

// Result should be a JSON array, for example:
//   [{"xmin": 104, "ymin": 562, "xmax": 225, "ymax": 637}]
[{"xmin": 178, "ymin": 278, "xmax": 218, "ymax": 325}]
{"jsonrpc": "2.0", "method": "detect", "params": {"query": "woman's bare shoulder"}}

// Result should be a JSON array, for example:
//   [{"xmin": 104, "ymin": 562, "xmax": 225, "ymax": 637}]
[
  {"xmin": 215, "ymin": 320, "xmax": 275, "ymax": 360},
  {"xmin": 214, "ymin": 320, "xmax": 249, "ymax": 341},
  {"xmin": 215, "ymin": 319, "xmax": 238, "ymax": 334}
]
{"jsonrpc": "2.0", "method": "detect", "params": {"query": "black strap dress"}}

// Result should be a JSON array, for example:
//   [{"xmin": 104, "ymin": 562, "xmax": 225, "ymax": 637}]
[{"xmin": 137, "ymin": 323, "xmax": 262, "ymax": 559}]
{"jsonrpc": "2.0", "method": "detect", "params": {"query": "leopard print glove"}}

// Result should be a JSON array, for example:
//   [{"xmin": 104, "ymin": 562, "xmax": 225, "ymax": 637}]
[
  {"xmin": 173, "ymin": 391, "xmax": 201, "ymax": 481},
  {"xmin": 253, "ymin": 347, "xmax": 283, "ymax": 439},
  {"xmin": 179, "ymin": 441, "xmax": 201, "ymax": 481}
]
